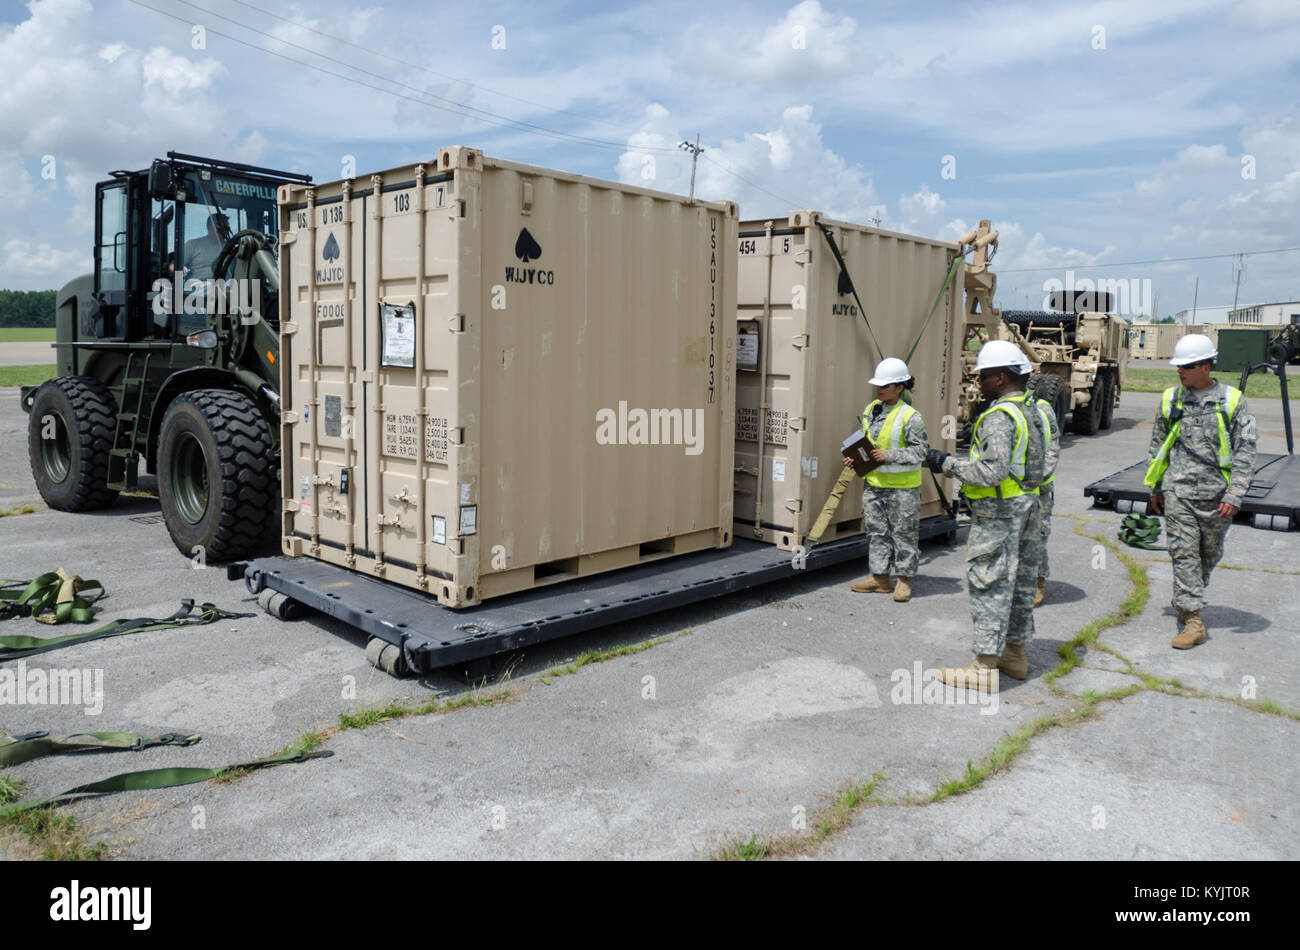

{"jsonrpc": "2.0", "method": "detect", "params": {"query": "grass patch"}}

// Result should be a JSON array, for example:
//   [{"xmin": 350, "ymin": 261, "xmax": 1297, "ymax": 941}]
[
  {"xmin": 545, "ymin": 633, "xmax": 683, "ymax": 679},
  {"xmin": 338, "ymin": 688, "xmax": 517, "ymax": 731},
  {"xmin": 0, "ymin": 770, "xmax": 108, "ymax": 860},
  {"xmin": 0, "ymin": 328, "xmax": 55, "ymax": 342},
  {"xmin": 1123, "ymin": 367, "xmax": 1288, "ymax": 399},
  {"xmin": 0, "ymin": 504, "xmax": 37, "ymax": 518},
  {"xmin": 716, "ymin": 773, "xmax": 885, "ymax": 860},
  {"xmin": 0, "ymin": 365, "xmax": 56, "ymax": 388}
]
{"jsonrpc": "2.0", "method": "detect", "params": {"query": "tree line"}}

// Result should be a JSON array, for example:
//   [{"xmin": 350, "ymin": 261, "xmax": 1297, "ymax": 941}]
[{"xmin": 0, "ymin": 289, "xmax": 57, "ymax": 327}]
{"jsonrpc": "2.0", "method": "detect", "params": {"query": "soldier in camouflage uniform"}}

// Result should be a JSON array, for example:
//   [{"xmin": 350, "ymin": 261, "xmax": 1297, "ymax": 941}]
[
  {"xmin": 925, "ymin": 341, "xmax": 1047, "ymax": 691},
  {"xmin": 1145, "ymin": 335, "xmax": 1256, "ymax": 648},
  {"xmin": 1008, "ymin": 388, "xmax": 1061, "ymax": 606},
  {"xmin": 846, "ymin": 358, "xmax": 928, "ymax": 603}
]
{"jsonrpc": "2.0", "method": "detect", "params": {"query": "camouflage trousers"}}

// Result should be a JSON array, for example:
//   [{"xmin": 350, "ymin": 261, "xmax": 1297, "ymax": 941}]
[
  {"xmin": 965, "ymin": 494, "xmax": 1042, "ymax": 656},
  {"xmin": 1037, "ymin": 482, "xmax": 1054, "ymax": 580},
  {"xmin": 1165, "ymin": 490, "xmax": 1231, "ymax": 612},
  {"xmin": 862, "ymin": 485, "xmax": 921, "ymax": 577}
]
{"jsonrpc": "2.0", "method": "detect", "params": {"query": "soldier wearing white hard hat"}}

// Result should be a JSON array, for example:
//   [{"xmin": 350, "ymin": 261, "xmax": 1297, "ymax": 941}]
[
  {"xmin": 923, "ymin": 339, "xmax": 1049, "ymax": 691},
  {"xmin": 1144, "ymin": 333, "xmax": 1257, "ymax": 648},
  {"xmin": 843, "ymin": 357, "xmax": 928, "ymax": 602}
]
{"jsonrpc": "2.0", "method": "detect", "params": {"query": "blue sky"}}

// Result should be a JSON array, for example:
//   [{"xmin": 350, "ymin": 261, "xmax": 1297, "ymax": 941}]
[{"xmin": 3, "ymin": 0, "xmax": 1299, "ymax": 316}]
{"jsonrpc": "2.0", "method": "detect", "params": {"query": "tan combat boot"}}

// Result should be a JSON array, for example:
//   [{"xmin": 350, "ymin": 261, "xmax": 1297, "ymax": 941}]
[
  {"xmin": 938, "ymin": 655, "xmax": 1001, "ymax": 693},
  {"xmin": 1172, "ymin": 610, "xmax": 1207, "ymax": 649},
  {"xmin": 893, "ymin": 577, "xmax": 912, "ymax": 602},
  {"xmin": 1034, "ymin": 577, "xmax": 1046, "ymax": 607},
  {"xmin": 999, "ymin": 643, "xmax": 1028, "ymax": 679},
  {"xmin": 851, "ymin": 574, "xmax": 892, "ymax": 593}
]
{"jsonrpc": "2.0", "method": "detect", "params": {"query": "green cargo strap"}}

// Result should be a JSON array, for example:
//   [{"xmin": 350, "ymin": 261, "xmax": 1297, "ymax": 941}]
[
  {"xmin": 0, "ymin": 730, "xmax": 200, "ymax": 768},
  {"xmin": 806, "ymin": 465, "xmax": 858, "ymax": 547},
  {"xmin": 1118, "ymin": 513, "xmax": 1166, "ymax": 551},
  {"xmin": 0, "ymin": 570, "xmax": 104, "ymax": 624},
  {"xmin": 818, "ymin": 224, "xmax": 883, "ymax": 361},
  {"xmin": 0, "ymin": 600, "xmax": 251, "ymax": 662},
  {"xmin": 0, "ymin": 747, "xmax": 334, "ymax": 818},
  {"xmin": 904, "ymin": 252, "xmax": 964, "ymax": 364}
]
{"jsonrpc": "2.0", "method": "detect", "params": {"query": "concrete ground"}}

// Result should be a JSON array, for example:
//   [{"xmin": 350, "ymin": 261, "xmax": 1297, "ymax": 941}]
[
  {"xmin": 0, "ymin": 343, "xmax": 55, "ymax": 367},
  {"xmin": 0, "ymin": 385, "xmax": 1295, "ymax": 860}
]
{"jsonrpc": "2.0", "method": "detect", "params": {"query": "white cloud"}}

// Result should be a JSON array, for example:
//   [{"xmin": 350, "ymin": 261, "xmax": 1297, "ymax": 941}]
[
  {"xmin": 619, "ymin": 103, "xmax": 884, "ymax": 223},
  {"xmin": 677, "ymin": 0, "xmax": 865, "ymax": 81},
  {"xmin": 3, "ymin": 239, "xmax": 87, "ymax": 281}
]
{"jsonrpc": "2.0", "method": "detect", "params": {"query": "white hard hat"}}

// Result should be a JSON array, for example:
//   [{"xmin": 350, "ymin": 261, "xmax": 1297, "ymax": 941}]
[
  {"xmin": 974, "ymin": 339, "xmax": 1032, "ymax": 375},
  {"xmin": 1169, "ymin": 333, "xmax": 1217, "ymax": 367},
  {"xmin": 869, "ymin": 357, "xmax": 912, "ymax": 386}
]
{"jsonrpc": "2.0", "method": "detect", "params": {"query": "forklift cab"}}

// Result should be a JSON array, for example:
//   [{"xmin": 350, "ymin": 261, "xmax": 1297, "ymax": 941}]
[{"xmin": 90, "ymin": 152, "xmax": 299, "ymax": 343}]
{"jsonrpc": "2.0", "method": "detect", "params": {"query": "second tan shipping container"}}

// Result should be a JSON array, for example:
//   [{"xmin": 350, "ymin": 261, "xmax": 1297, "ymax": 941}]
[
  {"xmin": 734, "ymin": 212, "xmax": 962, "ymax": 549},
  {"xmin": 278, "ymin": 147, "xmax": 738, "ymax": 606}
]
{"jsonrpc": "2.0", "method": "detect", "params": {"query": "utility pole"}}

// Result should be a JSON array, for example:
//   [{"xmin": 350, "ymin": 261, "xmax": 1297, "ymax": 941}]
[
  {"xmin": 1191, "ymin": 276, "xmax": 1198, "ymax": 323},
  {"xmin": 678, "ymin": 135, "xmax": 703, "ymax": 202},
  {"xmin": 1232, "ymin": 254, "xmax": 1245, "ymax": 320}
]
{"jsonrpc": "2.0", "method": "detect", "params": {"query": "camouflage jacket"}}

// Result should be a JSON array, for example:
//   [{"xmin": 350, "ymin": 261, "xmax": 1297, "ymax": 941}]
[
  {"xmin": 865, "ymin": 400, "xmax": 929, "ymax": 466},
  {"xmin": 943, "ymin": 391, "xmax": 1047, "ymax": 489},
  {"xmin": 1148, "ymin": 381, "xmax": 1257, "ymax": 508}
]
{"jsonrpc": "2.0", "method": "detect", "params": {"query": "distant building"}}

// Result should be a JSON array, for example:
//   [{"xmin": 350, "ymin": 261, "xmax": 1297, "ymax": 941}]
[
  {"xmin": 1228, "ymin": 301, "xmax": 1300, "ymax": 325},
  {"xmin": 1174, "ymin": 305, "xmax": 1232, "ymax": 324}
]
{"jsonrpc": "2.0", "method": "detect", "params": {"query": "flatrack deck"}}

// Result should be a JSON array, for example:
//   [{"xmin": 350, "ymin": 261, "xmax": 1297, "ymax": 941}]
[
  {"xmin": 233, "ymin": 516, "xmax": 958, "ymax": 675},
  {"xmin": 1083, "ymin": 454, "xmax": 1300, "ymax": 531}
]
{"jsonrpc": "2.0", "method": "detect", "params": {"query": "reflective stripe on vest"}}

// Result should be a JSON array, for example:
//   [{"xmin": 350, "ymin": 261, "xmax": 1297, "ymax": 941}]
[
  {"xmin": 963, "ymin": 401, "xmax": 1037, "ymax": 500},
  {"xmin": 1143, "ymin": 385, "xmax": 1242, "ymax": 489},
  {"xmin": 863, "ymin": 400, "xmax": 922, "ymax": 489},
  {"xmin": 1009, "ymin": 393, "xmax": 1056, "ymax": 486}
]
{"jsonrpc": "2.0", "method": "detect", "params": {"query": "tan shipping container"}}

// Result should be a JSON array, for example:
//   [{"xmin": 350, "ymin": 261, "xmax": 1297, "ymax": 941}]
[
  {"xmin": 1128, "ymin": 322, "xmax": 1186, "ymax": 360},
  {"xmin": 734, "ymin": 212, "xmax": 961, "ymax": 549},
  {"xmin": 278, "ymin": 147, "xmax": 739, "ymax": 607}
]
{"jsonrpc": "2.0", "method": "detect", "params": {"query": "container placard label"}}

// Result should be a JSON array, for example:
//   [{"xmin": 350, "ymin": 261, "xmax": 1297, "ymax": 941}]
[
  {"xmin": 381, "ymin": 301, "xmax": 415, "ymax": 368},
  {"xmin": 736, "ymin": 407, "xmax": 759, "ymax": 443},
  {"xmin": 736, "ymin": 326, "xmax": 759, "ymax": 371},
  {"xmin": 432, "ymin": 515, "xmax": 447, "ymax": 545},
  {"xmin": 425, "ymin": 416, "xmax": 448, "ymax": 462},
  {"xmin": 459, "ymin": 505, "xmax": 477, "ymax": 536},
  {"xmin": 765, "ymin": 409, "xmax": 789, "ymax": 446},
  {"xmin": 772, "ymin": 458, "xmax": 785, "ymax": 482},
  {"xmin": 383, "ymin": 412, "xmax": 419, "ymax": 458}
]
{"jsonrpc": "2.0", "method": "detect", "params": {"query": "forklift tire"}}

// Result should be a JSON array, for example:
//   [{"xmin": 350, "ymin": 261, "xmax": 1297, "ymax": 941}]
[
  {"xmin": 27, "ymin": 376, "xmax": 120, "ymax": 512},
  {"xmin": 157, "ymin": 388, "xmax": 277, "ymax": 562}
]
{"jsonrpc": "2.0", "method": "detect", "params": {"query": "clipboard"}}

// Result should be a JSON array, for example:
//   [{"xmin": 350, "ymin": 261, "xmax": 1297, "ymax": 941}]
[{"xmin": 841, "ymin": 426, "xmax": 881, "ymax": 478}]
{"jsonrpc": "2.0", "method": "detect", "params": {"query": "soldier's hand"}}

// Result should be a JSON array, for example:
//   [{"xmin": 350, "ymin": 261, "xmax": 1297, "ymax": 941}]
[
  {"xmin": 842, "ymin": 456, "xmax": 855, "ymax": 468},
  {"xmin": 1218, "ymin": 501, "xmax": 1239, "ymax": 519},
  {"xmin": 1148, "ymin": 493, "xmax": 1163, "ymax": 515},
  {"xmin": 869, "ymin": 448, "xmax": 887, "ymax": 463},
  {"xmin": 924, "ymin": 448, "xmax": 949, "ymax": 473}
]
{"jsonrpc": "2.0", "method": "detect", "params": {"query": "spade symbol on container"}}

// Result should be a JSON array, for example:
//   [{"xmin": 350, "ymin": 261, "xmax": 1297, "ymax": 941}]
[
  {"xmin": 837, "ymin": 268, "xmax": 852, "ymax": 296},
  {"xmin": 323, "ymin": 232, "xmax": 340, "ymax": 262},
  {"xmin": 514, "ymin": 227, "xmax": 542, "ymax": 263}
]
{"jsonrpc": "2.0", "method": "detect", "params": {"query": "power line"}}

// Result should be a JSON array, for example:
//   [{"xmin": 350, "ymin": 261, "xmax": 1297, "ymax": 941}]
[
  {"xmin": 129, "ymin": 0, "xmax": 679, "ymax": 154},
  {"xmin": 224, "ymin": 0, "xmax": 636, "ymax": 137},
  {"xmin": 998, "ymin": 245, "xmax": 1300, "ymax": 273}
]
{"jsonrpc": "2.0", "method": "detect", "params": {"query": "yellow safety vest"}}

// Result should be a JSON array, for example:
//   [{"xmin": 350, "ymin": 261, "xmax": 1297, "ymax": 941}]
[
  {"xmin": 1008, "ymin": 393, "xmax": 1056, "ymax": 487},
  {"xmin": 963, "ymin": 401, "xmax": 1038, "ymax": 500},
  {"xmin": 1143, "ymin": 385, "xmax": 1242, "ymax": 489},
  {"xmin": 863, "ymin": 400, "xmax": 922, "ymax": 489}
]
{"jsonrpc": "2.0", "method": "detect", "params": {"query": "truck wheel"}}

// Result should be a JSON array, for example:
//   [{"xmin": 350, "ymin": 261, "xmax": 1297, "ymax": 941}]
[
  {"xmin": 1026, "ymin": 373, "xmax": 1066, "ymax": 430},
  {"xmin": 1071, "ymin": 379, "xmax": 1103, "ymax": 435},
  {"xmin": 157, "ymin": 388, "xmax": 278, "ymax": 562},
  {"xmin": 26, "ymin": 376, "xmax": 120, "ymax": 511},
  {"xmin": 1099, "ymin": 374, "xmax": 1116, "ymax": 430}
]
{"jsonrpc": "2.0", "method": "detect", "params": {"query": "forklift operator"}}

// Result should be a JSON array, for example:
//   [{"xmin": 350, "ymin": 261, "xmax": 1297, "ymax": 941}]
[{"xmin": 183, "ymin": 212, "xmax": 232, "ymax": 280}]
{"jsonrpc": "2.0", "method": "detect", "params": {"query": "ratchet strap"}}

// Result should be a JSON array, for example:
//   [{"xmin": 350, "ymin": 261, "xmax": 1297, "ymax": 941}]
[
  {"xmin": 0, "ymin": 600, "xmax": 251, "ymax": 662},
  {"xmin": 818, "ymin": 224, "xmax": 883, "ymax": 362},
  {"xmin": 1118, "ymin": 513, "xmax": 1166, "ymax": 551},
  {"xmin": 0, "ymin": 570, "xmax": 104, "ymax": 624},
  {"xmin": 0, "ymin": 747, "xmax": 333, "ymax": 818},
  {"xmin": 905, "ymin": 252, "xmax": 965, "ymax": 363},
  {"xmin": 0, "ymin": 730, "xmax": 200, "ymax": 768}
]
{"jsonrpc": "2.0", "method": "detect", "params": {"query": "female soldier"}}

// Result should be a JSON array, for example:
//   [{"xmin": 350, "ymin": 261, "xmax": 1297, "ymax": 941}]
[{"xmin": 844, "ymin": 357, "xmax": 929, "ymax": 602}]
